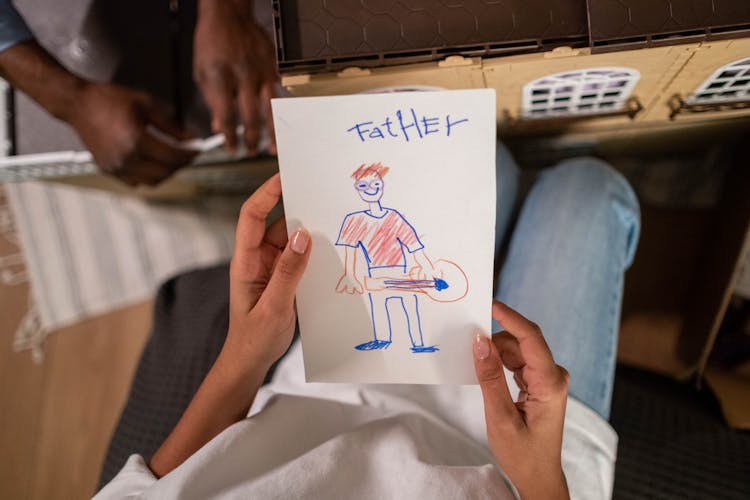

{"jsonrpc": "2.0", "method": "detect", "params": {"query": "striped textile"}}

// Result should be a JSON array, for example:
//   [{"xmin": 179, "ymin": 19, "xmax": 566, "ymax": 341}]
[{"xmin": 4, "ymin": 181, "xmax": 239, "ymax": 358}]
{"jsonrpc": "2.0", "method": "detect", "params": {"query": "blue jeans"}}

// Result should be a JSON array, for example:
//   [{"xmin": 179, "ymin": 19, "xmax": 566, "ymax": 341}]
[{"xmin": 493, "ymin": 145, "xmax": 640, "ymax": 420}]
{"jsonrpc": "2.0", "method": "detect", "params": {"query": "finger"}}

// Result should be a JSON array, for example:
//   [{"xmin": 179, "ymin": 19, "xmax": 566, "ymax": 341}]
[
  {"xmin": 494, "ymin": 313, "xmax": 569, "ymax": 404},
  {"xmin": 257, "ymin": 228, "xmax": 311, "ymax": 313},
  {"xmin": 260, "ymin": 83, "xmax": 277, "ymax": 155},
  {"xmin": 111, "ymin": 165, "xmax": 139, "ymax": 186},
  {"xmin": 124, "ymin": 160, "xmax": 174, "ymax": 186},
  {"xmin": 473, "ymin": 333, "xmax": 520, "ymax": 424},
  {"xmin": 238, "ymin": 83, "xmax": 261, "ymax": 156},
  {"xmin": 117, "ymin": 174, "xmax": 139, "ymax": 187},
  {"xmin": 234, "ymin": 173, "xmax": 283, "ymax": 257},
  {"xmin": 264, "ymin": 217, "xmax": 288, "ymax": 249},
  {"xmin": 199, "ymin": 67, "xmax": 238, "ymax": 152},
  {"xmin": 517, "ymin": 390, "xmax": 528, "ymax": 404},
  {"xmin": 492, "ymin": 331, "xmax": 525, "ymax": 371},
  {"xmin": 140, "ymin": 132, "xmax": 197, "ymax": 170},
  {"xmin": 492, "ymin": 301, "xmax": 555, "ymax": 369},
  {"xmin": 514, "ymin": 371, "xmax": 527, "ymax": 391},
  {"xmin": 144, "ymin": 102, "xmax": 190, "ymax": 140}
]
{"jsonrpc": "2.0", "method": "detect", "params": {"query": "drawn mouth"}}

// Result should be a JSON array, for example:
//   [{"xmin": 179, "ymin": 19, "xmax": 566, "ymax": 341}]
[{"xmin": 364, "ymin": 189, "xmax": 380, "ymax": 196}]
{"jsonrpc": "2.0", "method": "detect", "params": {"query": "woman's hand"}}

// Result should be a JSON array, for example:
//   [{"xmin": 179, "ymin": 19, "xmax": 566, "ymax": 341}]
[
  {"xmin": 473, "ymin": 301, "xmax": 570, "ymax": 499},
  {"xmin": 150, "ymin": 174, "xmax": 310, "ymax": 477},
  {"xmin": 223, "ymin": 173, "xmax": 311, "ymax": 374}
]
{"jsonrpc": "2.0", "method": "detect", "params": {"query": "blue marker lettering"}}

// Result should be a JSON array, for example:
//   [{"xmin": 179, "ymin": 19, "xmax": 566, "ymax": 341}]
[
  {"xmin": 421, "ymin": 116, "xmax": 440, "ymax": 135},
  {"xmin": 381, "ymin": 117, "xmax": 399, "ymax": 138},
  {"xmin": 347, "ymin": 121, "xmax": 374, "ymax": 142},
  {"xmin": 410, "ymin": 109, "xmax": 423, "ymax": 138},
  {"xmin": 445, "ymin": 115, "xmax": 469, "ymax": 136},
  {"xmin": 396, "ymin": 108, "xmax": 423, "ymax": 142},
  {"xmin": 369, "ymin": 127, "xmax": 385, "ymax": 139},
  {"xmin": 346, "ymin": 110, "xmax": 470, "ymax": 142}
]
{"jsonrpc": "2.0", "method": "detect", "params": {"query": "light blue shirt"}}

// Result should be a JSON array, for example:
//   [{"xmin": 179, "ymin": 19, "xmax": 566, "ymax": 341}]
[{"xmin": 0, "ymin": 0, "xmax": 33, "ymax": 52}]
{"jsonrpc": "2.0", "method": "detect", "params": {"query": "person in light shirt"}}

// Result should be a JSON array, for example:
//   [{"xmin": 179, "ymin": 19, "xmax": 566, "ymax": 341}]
[
  {"xmin": 0, "ymin": 0, "xmax": 276, "ymax": 185},
  {"xmin": 97, "ymin": 144, "xmax": 640, "ymax": 499}
]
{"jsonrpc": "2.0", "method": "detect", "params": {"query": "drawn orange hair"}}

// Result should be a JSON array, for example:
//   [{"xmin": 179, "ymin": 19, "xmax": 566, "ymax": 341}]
[{"xmin": 351, "ymin": 162, "xmax": 390, "ymax": 180}]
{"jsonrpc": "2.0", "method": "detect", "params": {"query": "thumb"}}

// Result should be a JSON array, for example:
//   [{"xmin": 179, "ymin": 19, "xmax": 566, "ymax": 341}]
[
  {"xmin": 473, "ymin": 333, "xmax": 519, "ymax": 424},
  {"xmin": 144, "ymin": 103, "xmax": 190, "ymax": 140},
  {"xmin": 258, "ymin": 228, "xmax": 311, "ymax": 312}
]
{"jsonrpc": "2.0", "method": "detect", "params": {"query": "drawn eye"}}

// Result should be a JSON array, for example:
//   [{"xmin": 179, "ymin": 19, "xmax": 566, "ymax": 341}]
[
  {"xmin": 371, "ymin": 181, "xmax": 382, "ymax": 189},
  {"xmin": 356, "ymin": 182, "xmax": 368, "ymax": 190}
]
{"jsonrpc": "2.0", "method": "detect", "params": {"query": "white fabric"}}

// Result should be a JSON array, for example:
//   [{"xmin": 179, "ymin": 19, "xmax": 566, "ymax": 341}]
[
  {"xmin": 96, "ymin": 340, "xmax": 617, "ymax": 500},
  {"xmin": 5, "ymin": 181, "xmax": 238, "ymax": 355}
]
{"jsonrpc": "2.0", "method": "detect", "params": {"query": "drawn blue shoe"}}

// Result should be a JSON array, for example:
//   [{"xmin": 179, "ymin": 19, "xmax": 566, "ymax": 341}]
[
  {"xmin": 355, "ymin": 340, "xmax": 392, "ymax": 351},
  {"xmin": 411, "ymin": 345, "xmax": 439, "ymax": 353}
]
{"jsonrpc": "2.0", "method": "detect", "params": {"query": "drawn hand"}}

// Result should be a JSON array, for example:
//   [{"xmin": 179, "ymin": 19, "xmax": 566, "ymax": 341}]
[
  {"xmin": 412, "ymin": 265, "xmax": 439, "ymax": 281},
  {"xmin": 194, "ymin": 0, "xmax": 278, "ymax": 155},
  {"xmin": 336, "ymin": 274, "xmax": 364, "ymax": 294},
  {"xmin": 473, "ymin": 301, "xmax": 570, "ymax": 500},
  {"xmin": 224, "ymin": 173, "xmax": 311, "ymax": 372},
  {"xmin": 69, "ymin": 82, "xmax": 196, "ymax": 186}
]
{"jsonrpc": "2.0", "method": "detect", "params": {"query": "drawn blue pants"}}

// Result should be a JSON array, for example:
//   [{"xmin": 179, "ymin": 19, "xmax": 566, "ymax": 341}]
[
  {"xmin": 493, "ymin": 144, "xmax": 640, "ymax": 419},
  {"xmin": 367, "ymin": 267, "xmax": 425, "ymax": 348}
]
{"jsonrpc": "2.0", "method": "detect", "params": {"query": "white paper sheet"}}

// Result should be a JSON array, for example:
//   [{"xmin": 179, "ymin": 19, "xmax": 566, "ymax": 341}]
[{"xmin": 272, "ymin": 89, "xmax": 496, "ymax": 384}]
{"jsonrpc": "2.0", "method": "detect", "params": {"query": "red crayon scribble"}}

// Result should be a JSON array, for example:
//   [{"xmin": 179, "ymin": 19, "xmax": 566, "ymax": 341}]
[
  {"xmin": 351, "ymin": 162, "xmax": 390, "ymax": 180},
  {"xmin": 338, "ymin": 210, "xmax": 422, "ymax": 267}
]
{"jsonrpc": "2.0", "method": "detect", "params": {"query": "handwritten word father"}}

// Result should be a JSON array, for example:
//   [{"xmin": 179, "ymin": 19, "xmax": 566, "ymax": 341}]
[{"xmin": 347, "ymin": 108, "xmax": 469, "ymax": 143}]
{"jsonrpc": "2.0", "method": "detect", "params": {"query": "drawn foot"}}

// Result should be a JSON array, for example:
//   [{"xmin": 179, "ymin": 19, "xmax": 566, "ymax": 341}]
[
  {"xmin": 411, "ymin": 345, "xmax": 439, "ymax": 353},
  {"xmin": 355, "ymin": 340, "xmax": 392, "ymax": 351}
]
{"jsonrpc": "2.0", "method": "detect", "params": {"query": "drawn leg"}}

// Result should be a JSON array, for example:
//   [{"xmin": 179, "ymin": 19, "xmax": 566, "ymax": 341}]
[
  {"xmin": 355, "ymin": 292, "xmax": 392, "ymax": 351},
  {"xmin": 403, "ymin": 294, "xmax": 438, "ymax": 353}
]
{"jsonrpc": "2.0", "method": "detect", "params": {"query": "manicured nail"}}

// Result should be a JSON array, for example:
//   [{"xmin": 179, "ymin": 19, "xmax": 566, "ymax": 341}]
[
  {"xmin": 473, "ymin": 333, "xmax": 490, "ymax": 360},
  {"xmin": 290, "ymin": 228, "xmax": 309, "ymax": 254}
]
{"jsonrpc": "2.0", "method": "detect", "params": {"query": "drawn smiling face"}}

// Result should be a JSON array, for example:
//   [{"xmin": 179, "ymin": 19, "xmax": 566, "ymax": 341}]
[{"xmin": 354, "ymin": 175, "xmax": 384, "ymax": 203}]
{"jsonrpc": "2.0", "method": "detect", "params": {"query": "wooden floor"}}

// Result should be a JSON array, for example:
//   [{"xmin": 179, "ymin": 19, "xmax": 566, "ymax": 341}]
[{"xmin": 0, "ymin": 232, "xmax": 152, "ymax": 499}]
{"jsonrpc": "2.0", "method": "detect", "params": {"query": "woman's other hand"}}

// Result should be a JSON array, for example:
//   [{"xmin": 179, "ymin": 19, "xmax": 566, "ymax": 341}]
[{"xmin": 473, "ymin": 300, "xmax": 570, "ymax": 500}]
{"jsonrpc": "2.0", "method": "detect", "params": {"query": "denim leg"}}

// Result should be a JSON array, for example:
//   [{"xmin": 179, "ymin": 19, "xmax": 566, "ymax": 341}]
[
  {"xmin": 495, "ymin": 157, "xmax": 640, "ymax": 419},
  {"xmin": 495, "ymin": 142, "xmax": 520, "ymax": 257}
]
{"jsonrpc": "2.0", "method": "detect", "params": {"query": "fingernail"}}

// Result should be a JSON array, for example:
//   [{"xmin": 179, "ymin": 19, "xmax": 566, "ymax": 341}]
[
  {"xmin": 290, "ymin": 228, "xmax": 309, "ymax": 254},
  {"xmin": 473, "ymin": 333, "xmax": 490, "ymax": 360}
]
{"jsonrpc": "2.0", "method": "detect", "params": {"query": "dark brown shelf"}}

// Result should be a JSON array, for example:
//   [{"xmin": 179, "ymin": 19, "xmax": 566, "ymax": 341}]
[
  {"xmin": 273, "ymin": 0, "xmax": 589, "ymax": 74},
  {"xmin": 272, "ymin": 0, "xmax": 750, "ymax": 74},
  {"xmin": 588, "ymin": 0, "xmax": 750, "ymax": 52}
]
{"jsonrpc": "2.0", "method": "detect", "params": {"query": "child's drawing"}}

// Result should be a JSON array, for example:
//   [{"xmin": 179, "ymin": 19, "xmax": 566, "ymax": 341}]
[{"xmin": 335, "ymin": 162, "xmax": 468, "ymax": 353}]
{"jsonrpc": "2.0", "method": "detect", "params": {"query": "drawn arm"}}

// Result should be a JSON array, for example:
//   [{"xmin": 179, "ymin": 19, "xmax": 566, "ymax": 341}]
[
  {"xmin": 336, "ymin": 245, "xmax": 364, "ymax": 294},
  {"xmin": 412, "ymin": 249, "xmax": 438, "ymax": 280}
]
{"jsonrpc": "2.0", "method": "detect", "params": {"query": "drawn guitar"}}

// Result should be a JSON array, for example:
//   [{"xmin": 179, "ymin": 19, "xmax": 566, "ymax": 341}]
[{"xmin": 364, "ymin": 259, "xmax": 468, "ymax": 303}]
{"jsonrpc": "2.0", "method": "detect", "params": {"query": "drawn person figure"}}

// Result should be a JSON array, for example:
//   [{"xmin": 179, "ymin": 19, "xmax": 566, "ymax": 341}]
[{"xmin": 335, "ymin": 163, "xmax": 441, "ymax": 353}]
